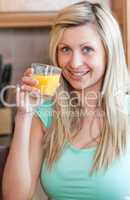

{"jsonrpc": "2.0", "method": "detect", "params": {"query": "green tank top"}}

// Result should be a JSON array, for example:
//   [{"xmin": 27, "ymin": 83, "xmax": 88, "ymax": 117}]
[{"xmin": 36, "ymin": 96, "xmax": 130, "ymax": 200}]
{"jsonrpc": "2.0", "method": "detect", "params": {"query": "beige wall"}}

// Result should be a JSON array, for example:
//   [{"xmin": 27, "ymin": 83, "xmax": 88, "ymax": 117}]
[{"xmin": 0, "ymin": 28, "xmax": 50, "ymax": 84}]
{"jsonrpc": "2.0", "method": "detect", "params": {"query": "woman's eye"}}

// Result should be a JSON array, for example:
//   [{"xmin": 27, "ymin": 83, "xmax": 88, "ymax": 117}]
[
  {"xmin": 59, "ymin": 47, "xmax": 70, "ymax": 53},
  {"xmin": 82, "ymin": 47, "xmax": 94, "ymax": 54}
]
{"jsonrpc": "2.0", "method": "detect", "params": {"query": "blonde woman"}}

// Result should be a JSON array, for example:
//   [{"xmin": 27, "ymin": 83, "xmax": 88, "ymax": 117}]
[{"xmin": 3, "ymin": 1, "xmax": 130, "ymax": 200}]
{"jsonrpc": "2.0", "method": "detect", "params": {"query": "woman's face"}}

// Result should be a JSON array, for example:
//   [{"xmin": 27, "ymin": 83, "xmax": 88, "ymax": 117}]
[{"xmin": 57, "ymin": 24, "xmax": 106, "ymax": 91}]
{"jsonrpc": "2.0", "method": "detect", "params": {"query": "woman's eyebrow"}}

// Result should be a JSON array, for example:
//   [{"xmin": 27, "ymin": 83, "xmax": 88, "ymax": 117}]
[
  {"xmin": 80, "ymin": 42, "xmax": 93, "ymax": 47},
  {"xmin": 58, "ymin": 42, "xmax": 94, "ymax": 48},
  {"xmin": 58, "ymin": 43, "xmax": 70, "ymax": 46}
]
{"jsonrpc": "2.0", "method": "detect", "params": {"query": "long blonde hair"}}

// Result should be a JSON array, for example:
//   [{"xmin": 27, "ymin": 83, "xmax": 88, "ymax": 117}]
[{"xmin": 43, "ymin": 1, "xmax": 130, "ymax": 174}]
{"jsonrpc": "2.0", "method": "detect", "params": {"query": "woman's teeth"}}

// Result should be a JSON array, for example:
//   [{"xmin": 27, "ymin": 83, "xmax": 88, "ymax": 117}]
[
  {"xmin": 70, "ymin": 71, "xmax": 90, "ymax": 77},
  {"xmin": 72, "ymin": 72, "xmax": 85, "ymax": 76}
]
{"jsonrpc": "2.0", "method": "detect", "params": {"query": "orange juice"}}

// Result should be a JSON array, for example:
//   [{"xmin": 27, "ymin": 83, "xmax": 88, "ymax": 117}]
[{"xmin": 32, "ymin": 74, "xmax": 60, "ymax": 96}]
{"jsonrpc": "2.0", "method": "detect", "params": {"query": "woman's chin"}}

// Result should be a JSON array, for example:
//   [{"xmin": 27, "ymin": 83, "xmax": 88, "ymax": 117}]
[{"xmin": 69, "ymin": 82, "xmax": 88, "ymax": 91}]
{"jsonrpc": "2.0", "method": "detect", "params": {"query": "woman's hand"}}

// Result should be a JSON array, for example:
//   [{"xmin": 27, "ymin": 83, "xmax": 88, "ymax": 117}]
[{"xmin": 16, "ymin": 68, "xmax": 42, "ymax": 114}]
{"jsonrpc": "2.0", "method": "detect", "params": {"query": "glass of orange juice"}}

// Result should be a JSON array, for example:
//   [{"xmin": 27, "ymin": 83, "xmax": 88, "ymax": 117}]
[{"xmin": 31, "ymin": 63, "xmax": 62, "ymax": 98}]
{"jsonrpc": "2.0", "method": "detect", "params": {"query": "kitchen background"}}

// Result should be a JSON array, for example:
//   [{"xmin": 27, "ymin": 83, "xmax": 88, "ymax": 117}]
[{"xmin": 0, "ymin": 0, "xmax": 129, "ymax": 200}]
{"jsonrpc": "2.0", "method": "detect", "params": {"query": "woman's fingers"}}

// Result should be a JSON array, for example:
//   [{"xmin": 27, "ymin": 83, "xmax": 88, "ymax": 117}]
[
  {"xmin": 21, "ymin": 85, "xmax": 41, "ymax": 99},
  {"xmin": 21, "ymin": 84, "xmax": 38, "ymax": 92},
  {"xmin": 16, "ymin": 85, "xmax": 41, "ymax": 113},
  {"xmin": 21, "ymin": 76, "xmax": 38, "ymax": 86},
  {"xmin": 16, "ymin": 67, "xmax": 42, "ymax": 113},
  {"xmin": 21, "ymin": 68, "xmax": 39, "ymax": 93},
  {"xmin": 23, "ymin": 67, "xmax": 33, "ymax": 76}
]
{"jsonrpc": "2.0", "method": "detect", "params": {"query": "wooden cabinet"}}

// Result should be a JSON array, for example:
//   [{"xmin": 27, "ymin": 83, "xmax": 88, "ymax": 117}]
[{"xmin": 0, "ymin": 0, "xmax": 110, "ymax": 28}]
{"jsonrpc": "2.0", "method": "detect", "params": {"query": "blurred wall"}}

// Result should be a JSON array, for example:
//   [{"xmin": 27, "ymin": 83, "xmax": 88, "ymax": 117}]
[{"xmin": 0, "ymin": 28, "xmax": 50, "ymax": 84}]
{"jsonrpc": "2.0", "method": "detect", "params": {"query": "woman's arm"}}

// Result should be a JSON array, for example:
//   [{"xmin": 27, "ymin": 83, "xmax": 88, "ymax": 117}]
[{"xmin": 2, "ymin": 111, "xmax": 45, "ymax": 200}]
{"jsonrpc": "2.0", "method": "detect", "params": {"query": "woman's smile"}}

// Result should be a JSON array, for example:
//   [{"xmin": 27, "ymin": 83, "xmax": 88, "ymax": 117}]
[{"xmin": 65, "ymin": 68, "xmax": 90, "ymax": 81}]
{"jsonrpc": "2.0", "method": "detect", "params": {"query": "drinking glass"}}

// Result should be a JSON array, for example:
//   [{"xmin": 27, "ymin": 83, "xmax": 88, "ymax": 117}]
[
  {"xmin": 16, "ymin": 63, "xmax": 62, "ymax": 113},
  {"xmin": 31, "ymin": 63, "xmax": 62, "ymax": 98}
]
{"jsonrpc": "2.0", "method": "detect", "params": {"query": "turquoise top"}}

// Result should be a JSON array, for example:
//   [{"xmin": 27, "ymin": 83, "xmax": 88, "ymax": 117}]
[{"xmin": 36, "ymin": 96, "xmax": 130, "ymax": 200}]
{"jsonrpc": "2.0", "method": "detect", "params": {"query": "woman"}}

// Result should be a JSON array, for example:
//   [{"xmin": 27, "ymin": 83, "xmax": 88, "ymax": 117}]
[{"xmin": 2, "ymin": 1, "xmax": 130, "ymax": 200}]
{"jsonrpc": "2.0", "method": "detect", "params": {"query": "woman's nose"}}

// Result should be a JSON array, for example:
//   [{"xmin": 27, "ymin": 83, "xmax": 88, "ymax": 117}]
[{"xmin": 70, "ymin": 51, "xmax": 83, "ymax": 69}]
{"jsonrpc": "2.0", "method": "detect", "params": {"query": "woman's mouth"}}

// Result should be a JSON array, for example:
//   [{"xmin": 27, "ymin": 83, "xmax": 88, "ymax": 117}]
[{"xmin": 68, "ymin": 70, "xmax": 90, "ymax": 81}]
